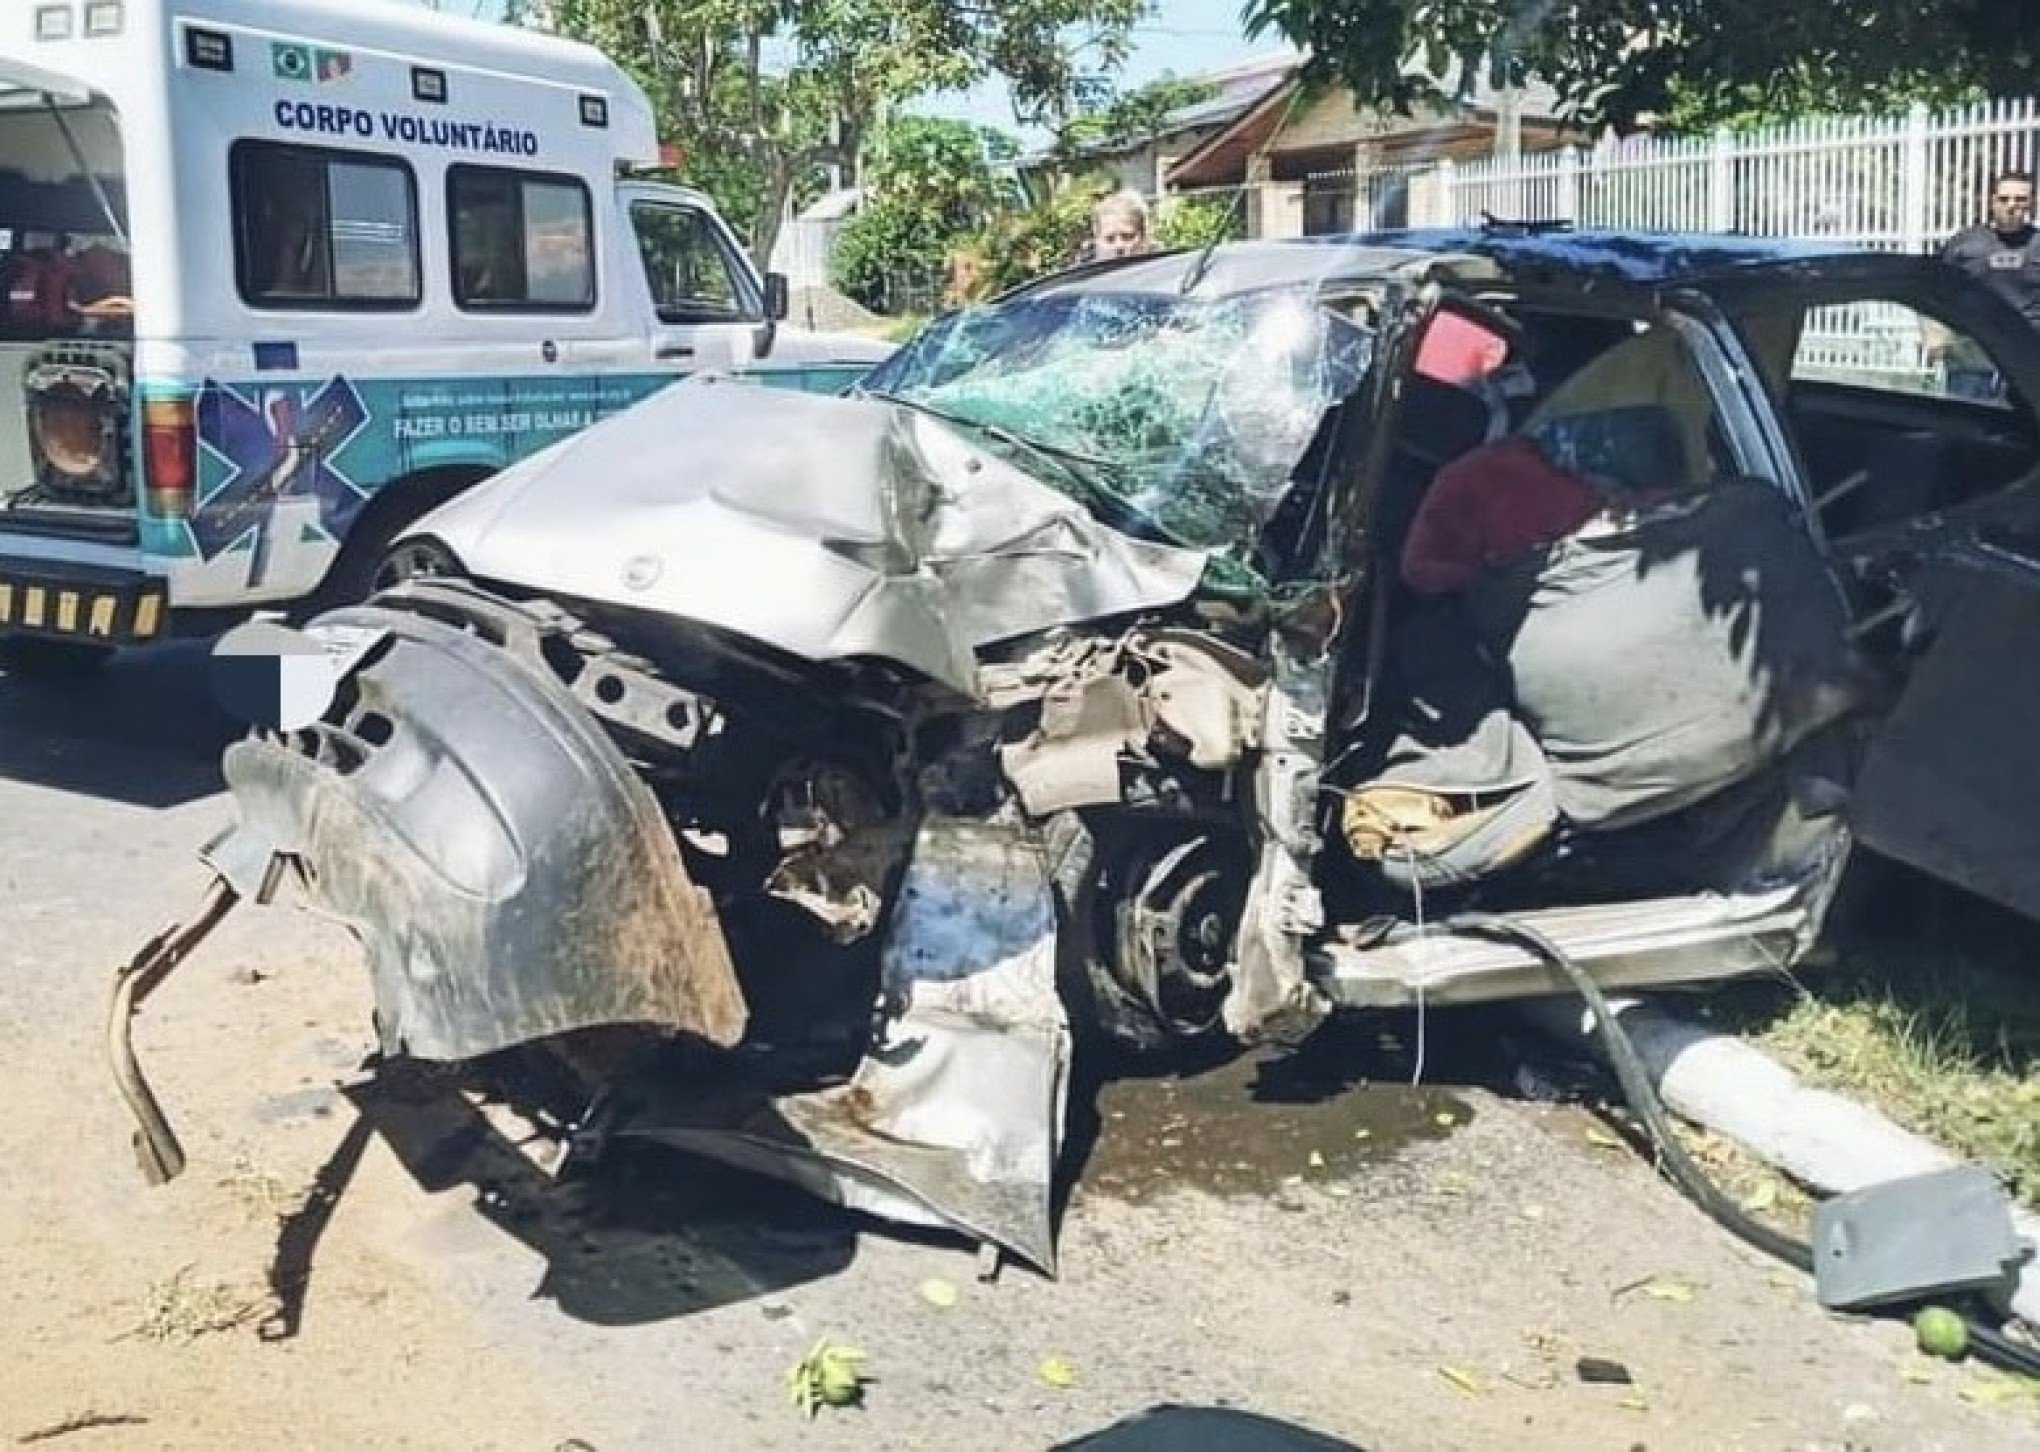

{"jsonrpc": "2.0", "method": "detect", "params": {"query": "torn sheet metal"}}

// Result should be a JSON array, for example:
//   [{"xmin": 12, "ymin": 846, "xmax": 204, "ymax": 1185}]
[
  {"xmin": 608, "ymin": 818, "xmax": 1071, "ymax": 1272},
  {"xmin": 408, "ymin": 377, "xmax": 1210, "ymax": 695},
  {"xmin": 209, "ymin": 600, "xmax": 748, "ymax": 1062},
  {"xmin": 987, "ymin": 630, "xmax": 1267, "ymax": 817},
  {"xmin": 1223, "ymin": 636, "xmax": 1332, "ymax": 1043}
]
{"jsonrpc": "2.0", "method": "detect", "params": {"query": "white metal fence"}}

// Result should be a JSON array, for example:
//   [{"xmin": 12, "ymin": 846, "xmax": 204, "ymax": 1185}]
[
  {"xmin": 1423, "ymin": 99, "xmax": 2040, "ymax": 250},
  {"xmin": 1236, "ymin": 99, "xmax": 2040, "ymax": 389}
]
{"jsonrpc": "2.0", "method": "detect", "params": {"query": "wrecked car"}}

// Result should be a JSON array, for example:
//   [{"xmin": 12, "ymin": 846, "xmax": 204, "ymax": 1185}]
[{"xmin": 111, "ymin": 230, "xmax": 2040, "ymax": 1272}]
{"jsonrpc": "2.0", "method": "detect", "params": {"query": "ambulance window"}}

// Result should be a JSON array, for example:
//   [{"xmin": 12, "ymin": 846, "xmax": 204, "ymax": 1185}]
[
  {"xmin": 448, "ymin": 167, "xmax": 595, "ymax": 312},
  {"xmin": 630, "ymin": 202, "xmax": 755, "ymax": 322},
  {"xmin": 231, "ymin": 142, "xmax": 419, "ymax": 309}
]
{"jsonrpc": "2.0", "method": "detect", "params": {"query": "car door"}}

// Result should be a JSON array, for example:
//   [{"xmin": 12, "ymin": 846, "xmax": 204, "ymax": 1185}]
[
  {"xmin": 1721, "ymin": 262, "xmax": 2040, "ymax": 921},
  {"xmin": 626, "ymin": 197, "xmax": 765, "ymax": 376}
]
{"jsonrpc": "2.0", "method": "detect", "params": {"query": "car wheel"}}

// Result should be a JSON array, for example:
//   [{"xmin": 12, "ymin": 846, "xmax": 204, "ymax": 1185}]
[
  {"xmin": 372, "ymin": 535, "xmax": 464, "ymax": 593},
  {"xmin": 1046, "ymin": 810, "xmax": 1250, "ymax": 1056}
]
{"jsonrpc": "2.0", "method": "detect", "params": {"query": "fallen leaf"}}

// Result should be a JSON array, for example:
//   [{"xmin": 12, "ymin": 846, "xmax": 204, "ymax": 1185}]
[
  {"xmin": 1639, "ymin": 1277, "xmax": 1697, "ymax": 1304},
  {"xmin": 1959, "ymin": 1379, "xmax": 2023, "ymax": 1407},
  {"xmin": 1038, "ymin": 1355, "xmax": 1077, "ymax": 1390},
  {"xmin": 1900, "ymin": 1365, "xmax": 1938, "ymax": 1386},
  {"xmin": 1741, "ymin": 1180, "xmax": 1779, "ymax": 1213},
  {"xmin": 786, "ymin": 1339, "xmax": 868, "ymax": 1419},
  {"xmin": 919, "ymin": 1278, "xmax": 959, "ymax": 1310},
  {"xmin": 1584, "ymin": 1125, "xmax": 1625, "ymax": 1151},
  {"xmin": 1307, "ymin": 1150, "xmax": 1326, "ymax": 1169},
  {"xmin": 1352, "ymin": 1128, "xmax": 1372, "ymax": 1141},
  {"xmin": 1618, "ymin": 1395, "xmax": 1651, "ymax": 1413},
  {"xmin": 1438, "ymin": 1365, "xmax": 1484, "ymax": 1397},
  {"xmin": 1434, "ymin": 1112, "xmax": 1457, "ymax": 1128},
  {"xmin": 1435, "ymin": 1172, "xmax": 1468, "ymax": 1197}
]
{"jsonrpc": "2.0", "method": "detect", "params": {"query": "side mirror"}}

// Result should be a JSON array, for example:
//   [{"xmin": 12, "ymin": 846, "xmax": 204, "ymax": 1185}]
[{"xmin": 764, "ymin": 271, "xmax": 790, "ymax": 322}]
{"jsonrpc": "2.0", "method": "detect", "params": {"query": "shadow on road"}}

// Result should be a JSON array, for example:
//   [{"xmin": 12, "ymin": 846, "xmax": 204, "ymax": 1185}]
[
  {"xmin": 1056, "ymin": 1404, "xmax": 1364, "ymax": 1450},
  {"xmin": 311, "ymin": 1060, "xmax": 857, "ymax": 1330},
  {"xmin": 0, "ymin": 642, "xmax": 236, "ymax": 808}
]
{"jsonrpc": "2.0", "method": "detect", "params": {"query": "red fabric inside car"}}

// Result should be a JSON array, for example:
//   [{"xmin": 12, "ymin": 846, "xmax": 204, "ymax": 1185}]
[{"xmin": 1400, "ymin": 435, "xmax": 1602, "ymax": 594}]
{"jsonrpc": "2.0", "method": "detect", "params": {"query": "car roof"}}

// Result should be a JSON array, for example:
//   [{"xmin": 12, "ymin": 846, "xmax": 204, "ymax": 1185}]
[
  {"xmin": 1339, "ymin": 227, "xmax": 1910, "ymax": 284},
  {"xmin": 1016, "ymin": 227, "xmax": 1936, "ymax": 303}
]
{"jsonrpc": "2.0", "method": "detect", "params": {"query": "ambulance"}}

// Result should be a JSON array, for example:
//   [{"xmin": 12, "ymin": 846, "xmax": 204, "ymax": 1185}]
[{"xmin": 0, "ymin": 0, "xmax": 889, "ymax": 670}]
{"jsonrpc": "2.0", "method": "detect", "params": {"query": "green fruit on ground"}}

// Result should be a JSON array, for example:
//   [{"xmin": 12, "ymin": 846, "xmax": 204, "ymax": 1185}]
[{"xmin": 1913, "ymin": 1306, "xmax": 1969, "ymax": 1360}]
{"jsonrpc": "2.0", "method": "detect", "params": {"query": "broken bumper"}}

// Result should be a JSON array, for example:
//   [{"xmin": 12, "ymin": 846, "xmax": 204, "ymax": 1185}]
[
  {"xmin": 209, "ymin": 595, "xmax": 750, "ymax": 1061},
  {"xmin": 110, "ymin": 588, "xmax": 1071, "ymax": 1270}
]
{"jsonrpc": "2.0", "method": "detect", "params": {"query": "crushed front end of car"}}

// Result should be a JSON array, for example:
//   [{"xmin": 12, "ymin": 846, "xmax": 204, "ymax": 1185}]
[{"xmin": 110, "ymin": 275, "xmax": 1377, "ymax": 1271}]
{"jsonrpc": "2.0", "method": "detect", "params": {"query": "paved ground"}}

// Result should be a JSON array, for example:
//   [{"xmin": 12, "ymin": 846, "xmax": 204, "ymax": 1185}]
[{"xmin": 2, "ymin": 645, "xmax": 2036, "ymax": 1450}]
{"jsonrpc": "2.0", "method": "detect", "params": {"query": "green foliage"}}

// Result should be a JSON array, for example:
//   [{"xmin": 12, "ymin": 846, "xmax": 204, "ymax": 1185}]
[
  {"xmin": 968, "ymin": 183, "xmax": 1101, "ymax": 297},
  {"xmin": 832, "ymin": 200, "xmax": 945, "ymax": 313},
  {"xmin": 541, "ymin": 0, "xmax": 1142, "ymax": 267},
  {"xmin": 833, "ymin": 116, "xmax": 1015, "ymax": 314},
  {"xmin": 1241, "ymin": 0, "xmax": 2037, "ymax": 134},
  {"xmin": 1053, "ymin": 73, "xmax": 1221, "ymax": 161},
  {"xmin": 1154, "ymin": 193, "xmax": 1245, "ymax": 252},
  {"xmin": 867, "ymin": 116, "xmax": 1017, "ymax": 231}
]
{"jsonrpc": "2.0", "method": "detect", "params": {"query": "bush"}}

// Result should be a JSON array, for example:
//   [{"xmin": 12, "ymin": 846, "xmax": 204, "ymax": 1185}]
[
  {"xmin": 832, "ymin": 197, "xmax": 949, "ymax": 315},
  {"xmin": 1155, "ymin": 193, "xmax": 1246, "ymax": 252},
  {"xmin": 966, "ymin": 186, "xmax": 1099, "ymax": 297},
  {"xmin": 832, "ymin": 116, "xmax": 1017, "ymax": 315}
]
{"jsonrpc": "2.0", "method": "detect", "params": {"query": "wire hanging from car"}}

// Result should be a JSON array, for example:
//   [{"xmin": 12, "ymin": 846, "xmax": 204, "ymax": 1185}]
[{"xmin": 1445, "ymin": 910, "xmax": 2040, "ymax": 1381}]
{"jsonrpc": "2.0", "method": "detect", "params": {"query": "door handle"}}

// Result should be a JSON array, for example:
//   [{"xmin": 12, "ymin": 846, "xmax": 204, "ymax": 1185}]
[{"xmin": 657, "ymin": 344, "xmax": 696, "ymax": 360}]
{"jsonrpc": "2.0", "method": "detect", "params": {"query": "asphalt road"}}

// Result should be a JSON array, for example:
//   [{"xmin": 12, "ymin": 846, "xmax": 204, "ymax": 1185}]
[{"xmin": 1, "ymin": 645, "xmax": 2034, "ymax": 1450}]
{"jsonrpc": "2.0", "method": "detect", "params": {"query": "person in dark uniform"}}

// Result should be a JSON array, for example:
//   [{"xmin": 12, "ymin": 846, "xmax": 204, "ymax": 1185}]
[{"xmin": 1933, "ymin": 169, "xmax": 2038, "ymax": 400}]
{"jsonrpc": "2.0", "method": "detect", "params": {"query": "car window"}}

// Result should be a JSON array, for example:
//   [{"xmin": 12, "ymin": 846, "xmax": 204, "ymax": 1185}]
[
  {"xmin": 232, "ymin": 142, "xmax": 419, "ymax": 309},
  {"xmin": 631, "ymin": 203, "xmax": 752, "ymax": 322},
  {"xmin": 1524, "ymin": 321, "xmax": 1724, "ymax": 489},
  {"xmin": 448, "ymin": 167, "xmax": 595, "ymax": 311},
  {"xmin": 1788, "ymin": 298, "xmax": 2010, "ymax": 408}
]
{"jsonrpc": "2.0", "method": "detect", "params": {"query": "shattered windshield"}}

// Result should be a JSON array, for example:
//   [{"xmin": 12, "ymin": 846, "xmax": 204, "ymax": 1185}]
[{"xmin": 859, "ymin": 288, "xmax": 1374, "ymax": 557}]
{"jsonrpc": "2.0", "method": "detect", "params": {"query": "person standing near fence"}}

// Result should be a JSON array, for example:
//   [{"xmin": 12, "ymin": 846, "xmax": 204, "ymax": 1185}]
[
  {"xmin": 1932, "ymin": 169, "xmax": 2038, "ymax": 399},
  {"xmin": 1086, "ymin": 191, "xmax": 1154, "ymax": 262}
]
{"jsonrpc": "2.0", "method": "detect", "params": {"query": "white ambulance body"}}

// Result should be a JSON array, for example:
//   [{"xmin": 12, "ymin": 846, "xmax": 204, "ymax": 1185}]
[{"xmin": 0, "ymin": 0, "xmax": 886, "ymax": 660}]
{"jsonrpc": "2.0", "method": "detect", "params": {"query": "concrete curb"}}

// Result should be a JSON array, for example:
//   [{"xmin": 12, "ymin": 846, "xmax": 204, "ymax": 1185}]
[{"xmin": 1522, "ymin": 996, "xmax": 2040, "ymax": 1327}]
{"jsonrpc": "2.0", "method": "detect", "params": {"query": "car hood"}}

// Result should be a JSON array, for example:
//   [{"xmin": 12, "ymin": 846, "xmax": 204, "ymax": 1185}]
[{"xmin": 404, "ymin": 374, "xmax": 1211, "ymax": 693}]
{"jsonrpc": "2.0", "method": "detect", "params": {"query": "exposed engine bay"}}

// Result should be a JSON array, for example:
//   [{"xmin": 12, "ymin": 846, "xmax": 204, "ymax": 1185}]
[{"xmin": 109, "ymin": 236, "xmax": 2040, "ymax": 1271}]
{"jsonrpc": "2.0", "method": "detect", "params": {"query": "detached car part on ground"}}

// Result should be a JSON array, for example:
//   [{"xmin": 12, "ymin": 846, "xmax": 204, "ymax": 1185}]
[{"xmin": 111, "ymin": 234, "xmax": 2040, "ymax": 1271}]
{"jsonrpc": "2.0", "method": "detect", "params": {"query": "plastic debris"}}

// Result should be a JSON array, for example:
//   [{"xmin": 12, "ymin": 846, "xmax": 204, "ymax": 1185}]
[{"xmin": 1576, "ymin": 1357, "xmax": 1634, "ymax": 1385}]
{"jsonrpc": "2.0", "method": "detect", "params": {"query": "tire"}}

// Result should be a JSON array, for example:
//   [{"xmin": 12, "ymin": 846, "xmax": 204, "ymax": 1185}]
[
  {"xmin": 1045, "ymin": 810, "xmax": 1249, "ymax": 1057},
  {"xmin": 294, "ymin": 476, "xmax": 477, "ymax": 620},
  {"xmin": 0, "ymin": 636, "xmax": 115, "ymax": 678}
]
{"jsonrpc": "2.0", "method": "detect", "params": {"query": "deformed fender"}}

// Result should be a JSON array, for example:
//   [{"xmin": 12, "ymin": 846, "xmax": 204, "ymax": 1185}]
[
  {"xmin": 603, "ymin": 817, "xmax": 1072, "ymax": 1272},
  {"xmin": 211, "ymin": 599, "xmax": 748, "ymax": 1062}
]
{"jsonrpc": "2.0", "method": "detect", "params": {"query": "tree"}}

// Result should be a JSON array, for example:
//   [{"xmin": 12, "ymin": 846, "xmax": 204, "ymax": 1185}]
[
  {"xmin": 1241, "ymin": 0, "xmax": 2037, "ymax": 134},
  {"xmin": 832, "ymin": 116, "xmax": 1017, "ymax": 313},
  {"xmin": 534, "ymin": 0, "xmax": 1145, "ymax": 268},
  {"xmin": 1050, "ymin": 73, "xmax": 1218, "ymax": 165}
]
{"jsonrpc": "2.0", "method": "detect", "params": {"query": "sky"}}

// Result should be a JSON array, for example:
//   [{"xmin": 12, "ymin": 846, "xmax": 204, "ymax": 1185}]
[{"xmin": 412, "ymin": 0, "xmax": 1292, "ymax": 145}]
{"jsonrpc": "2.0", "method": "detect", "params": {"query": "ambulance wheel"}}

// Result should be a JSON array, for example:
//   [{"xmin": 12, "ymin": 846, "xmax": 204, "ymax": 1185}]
[
  {"xmin": 0, "ymin": 637, "xmax": 115, "ymax": 678},
  {"xmin": 298, "ymin": 474, "xmax": 477, "ymax": 617}
]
